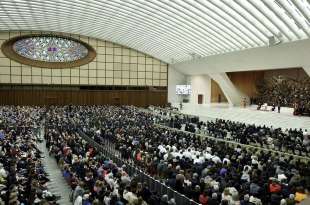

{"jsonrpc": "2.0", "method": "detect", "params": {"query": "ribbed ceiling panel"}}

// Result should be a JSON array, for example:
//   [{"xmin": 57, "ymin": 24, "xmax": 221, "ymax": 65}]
[{"xmin": 0, "ymin": 0, "xmax": 309, "ymax": 63}]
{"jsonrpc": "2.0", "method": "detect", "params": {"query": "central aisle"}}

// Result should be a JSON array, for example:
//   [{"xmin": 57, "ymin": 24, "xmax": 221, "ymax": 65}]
[{"xmin": 37, "ymin": 128, "xmax": 72, "ymax": 205}]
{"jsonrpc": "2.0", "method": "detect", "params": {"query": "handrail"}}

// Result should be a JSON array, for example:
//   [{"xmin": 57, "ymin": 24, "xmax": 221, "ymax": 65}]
[
  {"xmin": 79, "ymin": 131, "xmax": 200, "ymax": 205},
  {"xmin": 145, "ymin": 108, "xmax": 310, "ymax": 161},
  {"xmin": 63, "ymin": 121, "xmax": 200, "ymax": 205},
  {"xmin": 155, "ymin": 123, "xmax": 310, "ymax": 162}
]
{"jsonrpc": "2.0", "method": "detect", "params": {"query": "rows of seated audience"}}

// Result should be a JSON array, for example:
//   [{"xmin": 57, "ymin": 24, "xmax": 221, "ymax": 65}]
[
  {"xmin": 0, "ymin": 106, "xmax": 59, "ymax": 205},
  {"xmin": 256, "ymin": 77, "xmax": 310, "ymax": 116},
  {"xmin": 163, "ymin": 114, "xmax": 309, "ymax": 157},
  {"xmin": 0, "ymin": 106, "xmax": 43, "ymax": 128},
  {"xmin": 47, "ymin": 105, "xmax": 310, "ymax": 205},
  {"xmin": 44, "ymin": 114, "xmax": 177, "ymax": 205},
  {"xmin": 205, "ymin": 119, "xmax": 309, "ymax": 155},
  {"xmin": 149, "ymin": 105, "xmax": 199, "ymax": 125}
]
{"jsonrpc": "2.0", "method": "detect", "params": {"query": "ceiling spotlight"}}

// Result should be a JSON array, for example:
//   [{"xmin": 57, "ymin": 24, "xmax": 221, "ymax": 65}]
[{"xmin": 268, "ymin": 33, "xmax": 282, "ymax": 47}]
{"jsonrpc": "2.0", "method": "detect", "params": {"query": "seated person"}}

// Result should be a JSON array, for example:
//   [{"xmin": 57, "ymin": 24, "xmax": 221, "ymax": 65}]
[
  {"xmin": 262, "ymin": 103, "xmax": 268, "ymax": 111},
  {"xmin": 271, "ymin": 103, "xmax": 276, "ymax": 111},
  {"xmin": 257, "ymin": 103, "xmax": 262, "ymax": 110}
]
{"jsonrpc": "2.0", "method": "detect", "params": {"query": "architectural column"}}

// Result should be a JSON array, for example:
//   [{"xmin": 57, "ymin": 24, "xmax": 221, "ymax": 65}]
[
  {"xmin": 190, "ymin": 75, "xmax": 211, "ymax": 104},
  {"xmin": 209, "ymin": 73, "xmax": 248, "ymax": 106}
]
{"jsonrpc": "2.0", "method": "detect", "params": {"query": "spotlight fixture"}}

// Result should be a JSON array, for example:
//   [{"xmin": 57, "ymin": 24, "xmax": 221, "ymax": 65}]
[{"xmin": 268, "ymin": 33, "xmax": 282, "ymax": 47}]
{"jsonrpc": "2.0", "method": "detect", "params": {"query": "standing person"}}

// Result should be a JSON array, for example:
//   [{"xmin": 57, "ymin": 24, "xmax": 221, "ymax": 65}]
[
  {"xmin": 242, "ymin": 97, "xmax": 247, "ymax": 108},
  {"xmin": 293, "ymin": 102, "xmax": 298, "ymax": 115},
  {"xmin": 179, "ymin": 102, "xmax": 183, "ymax": 110},
  {"xmin": 277, "ymin": 99, "xmax": 281, "ymax": 113},
  {"xmin": 271, "ymin": 103, "xmax": 276, "ymax": 111}
]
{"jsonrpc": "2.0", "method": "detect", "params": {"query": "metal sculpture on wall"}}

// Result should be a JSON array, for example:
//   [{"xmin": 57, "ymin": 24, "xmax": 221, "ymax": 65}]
[
  {"xmin": 1, "ymin": 34, "xmax": 96, "ymax": 68},
  {"xmin": 256, "ymin": 76, "xmax": 310, "ymax": 116}
]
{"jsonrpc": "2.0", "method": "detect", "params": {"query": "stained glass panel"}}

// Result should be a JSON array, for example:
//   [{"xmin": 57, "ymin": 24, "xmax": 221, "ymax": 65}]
[{"xmin": 13, "ymin": 36, "xmax": 88, "ymax": 62}]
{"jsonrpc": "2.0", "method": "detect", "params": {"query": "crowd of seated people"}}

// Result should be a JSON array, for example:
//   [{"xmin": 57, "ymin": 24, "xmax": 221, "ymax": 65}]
[
  {"xmin": 205, "ymin": 119, "xmax": 309, "ymax": 154},
  {"xmin": 149, "ymin": 106, "xmax": 199, "ymax": 125},
  {"xmin": 149, "ymin": 104, "xmax": 179, "ymax": 112},
  {"xmin": 161, "ymin": 113, "xmax": 310, "ymax": 157},
  {"xmin": 0, "ymin": 106, "xmax": 43, "ymax": 128},
  {"xmin": 256, "ymin": 77, "xmax": 310, "ymax": 116},
  {"xmin": 45, "ymin": 112, "xmax": 177, "ymax": 205},
  {"xmin": 0, "ymin": 106, "xmax": 59, "ymax": 205},
  {"xmin": 46, "ymin": 105, "xmax": 310, "ymax": 205}
]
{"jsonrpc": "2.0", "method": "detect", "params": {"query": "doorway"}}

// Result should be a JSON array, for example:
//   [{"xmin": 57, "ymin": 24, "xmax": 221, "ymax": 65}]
[
  {"xmin": 198, "ymin": 94, "xmax": 203, "ymax": 104},
  {"xmin": 218, "ymin": 94, "xmax": 222, "ymax": 103}
]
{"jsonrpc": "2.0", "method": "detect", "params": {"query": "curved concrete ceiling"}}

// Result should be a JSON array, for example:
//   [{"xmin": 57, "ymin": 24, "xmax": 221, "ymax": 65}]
[{"xmin": 0, "ymin": 0, "xmax": 309, "ymax": 63}]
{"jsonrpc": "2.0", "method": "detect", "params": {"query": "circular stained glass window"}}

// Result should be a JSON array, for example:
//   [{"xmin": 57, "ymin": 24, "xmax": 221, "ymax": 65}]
[
  {"xmin": 1, "ymin": 34, "xmax": 96, "ymax": 68},
  {"xmin": 13, "ymin": 36, "xmax": 89, "ymax": 62}
]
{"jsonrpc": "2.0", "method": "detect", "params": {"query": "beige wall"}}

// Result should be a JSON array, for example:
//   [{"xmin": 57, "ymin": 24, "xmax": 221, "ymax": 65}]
[
  {"xmin": 0, "ymin": 31, "xmax": 168, "ymax": 86},
  {"xmin": 190, "ymin": 75, "xmax": 211, "ymax": 104}
]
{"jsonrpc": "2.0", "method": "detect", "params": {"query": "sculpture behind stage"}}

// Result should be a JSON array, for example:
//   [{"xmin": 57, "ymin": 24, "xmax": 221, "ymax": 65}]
[{"xmin": 256, "ymin": 76, "xmax": 310, "ymax": 116}]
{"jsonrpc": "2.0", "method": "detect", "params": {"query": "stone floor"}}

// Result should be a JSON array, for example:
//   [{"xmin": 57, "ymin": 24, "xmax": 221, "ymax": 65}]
[
  {"xmin": 37, "ymin": 129, "xmax": 72, "ymax": 205},
  {"xmin": 179, "ymin": 103, "xmax": 310, "ymax": 130}
]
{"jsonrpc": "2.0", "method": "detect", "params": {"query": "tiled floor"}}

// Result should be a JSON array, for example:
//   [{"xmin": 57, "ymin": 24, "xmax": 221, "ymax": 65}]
[{"xmin": 179, "ymin": 103, "xmax": 310, "ymax": 130}]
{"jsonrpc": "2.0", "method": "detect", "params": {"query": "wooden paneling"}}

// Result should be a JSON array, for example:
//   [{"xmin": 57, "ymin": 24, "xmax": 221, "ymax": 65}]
[
  {"xmin": 226, "ymin": 68, "xmax": 306, "ymax": 98},
  {"xmin": 0, "ymin": 88, "xmax": 167, "ymax": 107},
  {"xmin": 227, "ymin": 71, "xmax": 264, "ymax": 97},
  {"xmin": 211, "ymin": 79, "xmax": 228, "ymax": 103}
]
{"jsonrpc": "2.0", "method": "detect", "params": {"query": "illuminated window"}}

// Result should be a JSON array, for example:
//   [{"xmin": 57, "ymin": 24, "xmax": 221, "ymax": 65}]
[{"xmin": 13, "ymin": 36, "xmax": 88, "ymax": 62}]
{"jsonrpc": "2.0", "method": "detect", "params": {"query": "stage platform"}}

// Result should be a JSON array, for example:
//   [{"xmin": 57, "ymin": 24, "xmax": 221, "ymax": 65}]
[{"xmin": 176, "ymin": 103, "xmax": 310, "ymax": 131}]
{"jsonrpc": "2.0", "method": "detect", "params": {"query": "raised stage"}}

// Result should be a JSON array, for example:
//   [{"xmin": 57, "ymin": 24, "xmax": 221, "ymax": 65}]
[{"xmin": 176, "ymin": 103, "xmax": 310, "ymax": 131}]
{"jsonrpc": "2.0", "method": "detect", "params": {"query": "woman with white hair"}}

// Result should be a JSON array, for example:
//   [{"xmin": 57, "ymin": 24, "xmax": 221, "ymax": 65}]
[
  {"xmin": 280, "ymin": 199, "xmax": 287, "ymax": 205},
  {"xmin": 74, "ymin": 194, "xmax": 82, "ymax": 205},
  {"xmin": 0, "ymin": 164, "xmax": 7, "ymax": 182}
]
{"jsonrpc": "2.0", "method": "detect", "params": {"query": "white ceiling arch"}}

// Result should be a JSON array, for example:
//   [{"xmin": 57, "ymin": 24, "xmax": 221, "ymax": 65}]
[{"xmin": 0, "ymin": 0, "xmax": 310, "ymax": 63}]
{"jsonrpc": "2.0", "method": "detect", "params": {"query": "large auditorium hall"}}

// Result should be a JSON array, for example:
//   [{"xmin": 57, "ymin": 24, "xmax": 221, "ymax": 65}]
[{"xmin": 0, "ymin": 1, "xmax": 310, "ymax": 205}]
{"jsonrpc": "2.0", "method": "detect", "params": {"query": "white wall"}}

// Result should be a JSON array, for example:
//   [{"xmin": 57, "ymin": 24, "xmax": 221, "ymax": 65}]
[
  {"xmin": 168, "ymin": 66, "xmax": 187, "ymax": 103},
  {"xmin": 190, "ymin": 75, "xmax": 211, "ymax": 104},
  {"xmin": 209, "ymin": 73, "xmax": 248, "ymax": 106},
  {"xmin": 304, "ymin": 67, "xmax": 310, "ymax": 77},
  {"xmin": 172, "ymin": 39, "xmax": 310, "ymax": 107},
  {"xmin": 173, "ymin": 38, "xmax": 310, "ymax": 75}
]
